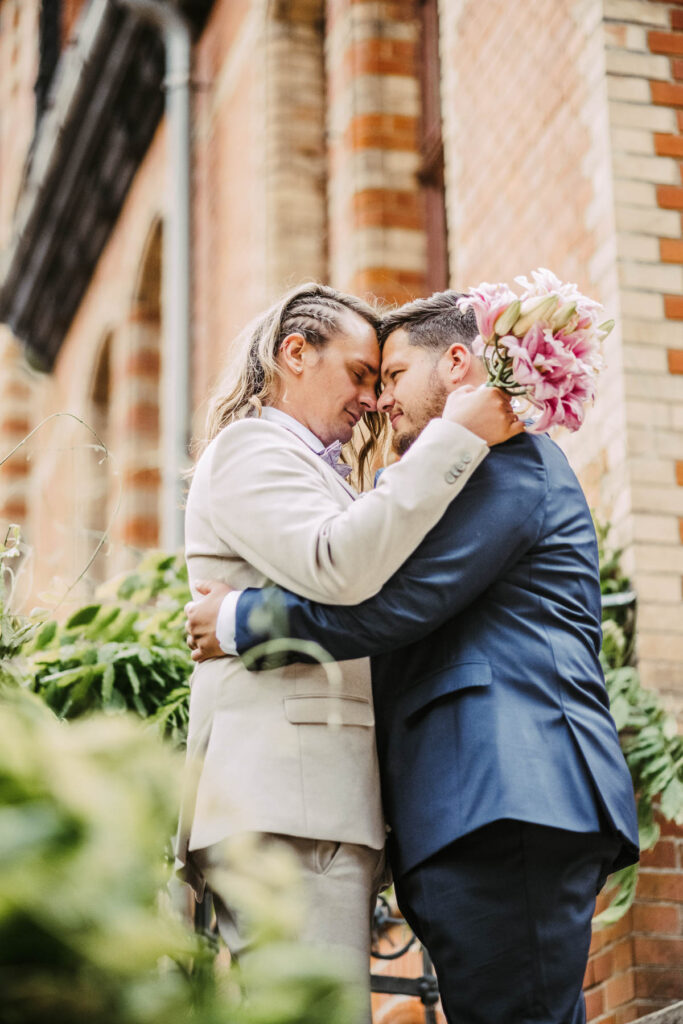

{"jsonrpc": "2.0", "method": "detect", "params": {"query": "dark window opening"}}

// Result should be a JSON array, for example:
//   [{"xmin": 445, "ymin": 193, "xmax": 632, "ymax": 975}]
[{"xmin": 35, "ymin": 0, "xmax": 62, "ymax": 125}]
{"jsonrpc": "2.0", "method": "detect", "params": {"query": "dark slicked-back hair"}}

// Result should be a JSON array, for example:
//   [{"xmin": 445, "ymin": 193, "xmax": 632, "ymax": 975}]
[{"xmin": 379, "ymin": 290, "xmax": 478, "ymax": 353}]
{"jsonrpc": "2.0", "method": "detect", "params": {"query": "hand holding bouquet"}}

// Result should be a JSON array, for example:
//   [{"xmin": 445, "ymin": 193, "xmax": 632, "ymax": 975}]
[{"xmin": 457, "ymin": 269, "xmax": 614, "ymax": 433}]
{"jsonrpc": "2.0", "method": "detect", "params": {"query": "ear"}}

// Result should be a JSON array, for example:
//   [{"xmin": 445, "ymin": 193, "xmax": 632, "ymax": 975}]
[
  {"xmin": 278, "ymin": 333, "xmax": 308, "ymax": 375},
  {"xmin": 443, "ymin": 342, "xmax": 472, "ymax": 386}
]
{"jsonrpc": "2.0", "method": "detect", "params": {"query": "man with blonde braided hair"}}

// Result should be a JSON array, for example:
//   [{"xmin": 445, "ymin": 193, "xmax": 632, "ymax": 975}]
[{"xmin": 179, "ymin": 282, "xmax": 520, "ymax": 1019}]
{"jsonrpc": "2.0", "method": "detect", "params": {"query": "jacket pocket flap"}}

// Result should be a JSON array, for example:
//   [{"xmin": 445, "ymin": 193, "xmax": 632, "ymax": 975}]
[
  {"xmin": 401, "ymin": 661, "xmax": 492, "ymax": 720},
  {"xmin": 284, "ymin": 694, "xmax": 375, "ymax": 727}
]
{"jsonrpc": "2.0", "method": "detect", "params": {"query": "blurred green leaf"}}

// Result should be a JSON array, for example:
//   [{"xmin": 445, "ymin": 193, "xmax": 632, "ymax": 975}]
[{"xmin": 66, "ymin": 605, "xmax": 101, "ymax": 629}]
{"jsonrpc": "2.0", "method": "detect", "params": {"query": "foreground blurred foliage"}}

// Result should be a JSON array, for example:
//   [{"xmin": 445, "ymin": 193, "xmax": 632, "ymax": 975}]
[
  {"xmin": 0, "ymin": 692, "xmax": 362, "ymax": 1024},
  {"xmin": 0, "ymin": 536, "xmax": 363, "ymax": 1024},
  {"xmin": 0, "ymin": 692, "xmax": 204, "ymax": 1024},
  {"xmin": 595, "ymin": 521, "xmax": 683, "ymax": 926}
]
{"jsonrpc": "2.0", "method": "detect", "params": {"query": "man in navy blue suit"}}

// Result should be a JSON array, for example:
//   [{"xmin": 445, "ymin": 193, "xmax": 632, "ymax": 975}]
[{"xmin": 186, "ymin": 292, "xmax": 639, "ymax": 1024}]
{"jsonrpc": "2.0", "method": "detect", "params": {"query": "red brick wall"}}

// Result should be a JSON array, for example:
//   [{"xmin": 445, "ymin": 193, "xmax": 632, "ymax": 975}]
[
  {"xmin": 438, "ymin": 0, "xmax": 628, "ymax": 566},
  {"xmin": 439, "ymin": 0, "xmax": 603, "ymax": 297},
  {"xmin": 192, "ymin": 0, "xmax": 274, "ymax": 419},
  {"xmin": 585, "ymin": 815, "xmax": 683, "ymax": 1023}
]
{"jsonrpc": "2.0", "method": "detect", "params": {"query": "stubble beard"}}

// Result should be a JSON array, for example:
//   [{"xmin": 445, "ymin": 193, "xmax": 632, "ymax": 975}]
[{"xmin": 391, "ymin": 367, "xmax": 450, "ymax": 456}]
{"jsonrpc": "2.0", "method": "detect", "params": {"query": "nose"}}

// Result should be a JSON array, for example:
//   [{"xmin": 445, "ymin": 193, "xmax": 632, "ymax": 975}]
[
  {"xmin": 377, "ymin": 387, "xmax": 393, "ymax": 414},
  {"xmin": 359, "ymin": 387, "xmax": 377, "ymax": 413}
]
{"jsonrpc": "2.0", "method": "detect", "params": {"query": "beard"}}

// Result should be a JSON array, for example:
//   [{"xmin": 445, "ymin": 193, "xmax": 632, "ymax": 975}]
[{"xmin": 391, "ymin": 368, "xmax": 450, "ymax": 456}]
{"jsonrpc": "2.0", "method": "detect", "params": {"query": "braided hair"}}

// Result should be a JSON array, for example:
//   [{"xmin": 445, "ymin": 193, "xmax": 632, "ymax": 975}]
[{"xmin": 202, "ymin": 283, "xmax": 385, "ymax": 483}]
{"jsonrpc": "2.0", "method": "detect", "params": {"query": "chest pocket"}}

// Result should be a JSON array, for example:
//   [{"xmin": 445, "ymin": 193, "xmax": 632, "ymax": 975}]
[
  {"xmin": 284, "ymin": 694, "xmax": 375, "ymax": 727},
  {"xmin": 400, "ymin": 661, "xmax": 491, "ymax": 721}
]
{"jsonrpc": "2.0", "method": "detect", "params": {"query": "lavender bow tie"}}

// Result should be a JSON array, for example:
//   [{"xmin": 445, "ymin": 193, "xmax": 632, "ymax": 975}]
[{"xmin": 319, "ymin": 441, "xmax": 353, "ymax": 480}]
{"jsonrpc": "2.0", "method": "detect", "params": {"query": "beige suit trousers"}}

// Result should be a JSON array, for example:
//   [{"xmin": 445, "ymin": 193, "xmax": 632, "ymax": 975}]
[{"xmin": 194, "ymin": 834, "xmax": 385, "ymax": 1024}]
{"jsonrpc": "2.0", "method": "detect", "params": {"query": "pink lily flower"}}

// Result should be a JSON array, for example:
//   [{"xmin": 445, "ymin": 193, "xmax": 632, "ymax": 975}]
[
  {"xmin": 459, "ymin": 270, "xmax": 610, "ymax": 433},
  {"xmin": 458, "ymin": 282, "xmax": 518, "ymax": 342}
]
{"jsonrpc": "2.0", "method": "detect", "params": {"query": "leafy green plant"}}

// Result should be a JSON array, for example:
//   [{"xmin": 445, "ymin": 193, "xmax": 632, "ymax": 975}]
[
  {"xmin": 595, "ymin": 522, "xmax": 683, "ymax": 926},
  {"xmin": 24, "ymin": 552, "xmax": 193, "ymax": 746}
]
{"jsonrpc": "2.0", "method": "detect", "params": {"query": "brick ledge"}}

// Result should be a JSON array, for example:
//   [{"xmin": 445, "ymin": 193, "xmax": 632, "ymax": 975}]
[{"xmin": 636, "ymin": 1000, "xmax": 683, "ymax": 1024}]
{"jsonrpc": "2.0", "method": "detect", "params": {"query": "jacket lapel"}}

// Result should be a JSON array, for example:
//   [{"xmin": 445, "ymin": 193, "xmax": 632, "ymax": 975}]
[{"xmin": 280, "ymin": 425, "xmax": 358, "ymax": 501}]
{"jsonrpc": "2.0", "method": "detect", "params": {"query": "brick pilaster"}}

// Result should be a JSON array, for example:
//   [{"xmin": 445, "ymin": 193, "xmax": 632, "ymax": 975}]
[
  {"xmin": 604, "ymin": 0, "xmax": 683, "ymax": 713},
  {"xmin": 108, "ymin": 308, "xmax": 161, "ymax": 568},
  {"xmin": 0, "ymin": 329, "xmax": 32, "ymax": 529},
  {"xmin": 264, "ymin": 2, "xmax": 328, "ymax": 293},
  {"xmin": 326, "ymin": 0, "xmax": 428, "ymax": 304}
]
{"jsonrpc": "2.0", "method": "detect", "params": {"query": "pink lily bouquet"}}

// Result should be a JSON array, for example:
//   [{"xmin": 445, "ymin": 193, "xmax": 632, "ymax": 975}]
[{"xmin": 457, "ymin": 269, "xmax": 614, "ymax": 433}]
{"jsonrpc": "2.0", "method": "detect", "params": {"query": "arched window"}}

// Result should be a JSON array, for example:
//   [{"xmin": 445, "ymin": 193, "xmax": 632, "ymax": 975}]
[{"xmin": 84, "ymin": 331, "xmax": 113, "ymax": 586}]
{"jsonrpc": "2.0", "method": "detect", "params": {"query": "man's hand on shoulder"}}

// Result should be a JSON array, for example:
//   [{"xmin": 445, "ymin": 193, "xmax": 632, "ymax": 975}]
[
  {"xmin": 185, "ymin": 580, "xmax": 232, "ymax": 662},
  {"xmin": 442, "ymin": 384, "xmax": 524, "ymax": 447}
]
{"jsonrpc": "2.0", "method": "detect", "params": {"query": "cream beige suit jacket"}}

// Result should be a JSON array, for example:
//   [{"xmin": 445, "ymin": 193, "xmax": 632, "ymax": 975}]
[{"xmin": 177, "ymin": 413, "xmax": 487, "ymax": 887}]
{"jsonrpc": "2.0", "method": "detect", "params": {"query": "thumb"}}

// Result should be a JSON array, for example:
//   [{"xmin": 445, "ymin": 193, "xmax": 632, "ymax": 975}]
[
  {"xmin": 456, "ymin": 384, "xmax": 476, "ymax": 395},
  {"xmin": 195, "ymin": 580, "xmax": 212, "ymax": 595}
]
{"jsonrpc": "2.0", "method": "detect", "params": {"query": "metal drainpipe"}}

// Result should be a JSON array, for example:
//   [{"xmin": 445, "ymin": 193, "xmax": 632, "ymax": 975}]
[{"xmin": 115, "ymin": 0, "xmax": 192, "ymax": 551}]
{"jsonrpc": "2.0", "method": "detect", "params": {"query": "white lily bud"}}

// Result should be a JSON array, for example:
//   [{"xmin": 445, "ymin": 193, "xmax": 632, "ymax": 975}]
[
  {"xmin": 549, "ymin": 301, "xmax": 577, "ymax": 331},
  {"xmin": 512, "ymin": 295, "xmax": 560, "ymax": 337},
  {"xmin": 493, "ymin": 299, "xmax": 521, "ymax": 337}
]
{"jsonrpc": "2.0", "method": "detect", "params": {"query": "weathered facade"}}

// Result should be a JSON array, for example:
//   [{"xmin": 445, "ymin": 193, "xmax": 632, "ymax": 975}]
[{"xmin": 0, "ymin": 1, "xmax": 681, "ymax": 1020}]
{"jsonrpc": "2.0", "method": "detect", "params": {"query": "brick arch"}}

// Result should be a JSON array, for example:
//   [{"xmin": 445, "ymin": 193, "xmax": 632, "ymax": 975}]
[
  {"xmin": 111, "ymin": 217, "xmax": 163, "ymax": 563},
  {"xmin": 83, "ymin": 329, "xmax": 114, "ymax": 585},
  {"xmin": 132, "ymin": 218, "xmax": 163, "ymax": 320}
]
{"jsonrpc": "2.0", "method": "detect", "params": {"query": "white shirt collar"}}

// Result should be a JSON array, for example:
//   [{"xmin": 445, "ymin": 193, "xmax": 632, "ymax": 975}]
[{"xmin": 256, "ymin": 405, "xmax": 324, "ymax": 453}]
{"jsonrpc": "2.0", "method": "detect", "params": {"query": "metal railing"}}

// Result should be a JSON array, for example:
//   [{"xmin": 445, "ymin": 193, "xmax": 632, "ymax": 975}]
[
  {"xmin": 194, "ymin": 889, "xmax": 441, "ymax": 1021},
  {"xmin": 370, "ymin": 894, "xmax": 440, "ymax": 1022}
]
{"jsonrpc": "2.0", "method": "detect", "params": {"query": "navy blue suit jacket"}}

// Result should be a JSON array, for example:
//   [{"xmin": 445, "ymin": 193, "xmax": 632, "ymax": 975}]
[{"xmin": 236, "ymin": 432, "xmax": 639, "ymax": 878}]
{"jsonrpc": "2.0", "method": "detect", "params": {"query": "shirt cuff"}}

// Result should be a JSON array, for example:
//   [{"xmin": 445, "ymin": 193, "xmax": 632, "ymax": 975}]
[{"xmin": 216, "ymin": 590, "xmax": 242, "ymax": 655}]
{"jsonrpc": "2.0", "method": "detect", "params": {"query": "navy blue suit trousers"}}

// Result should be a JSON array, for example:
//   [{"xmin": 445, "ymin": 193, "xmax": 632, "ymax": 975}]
[{"xmin": 395, "ymin": 820, "xmax": 620, "ymax": 1024}]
